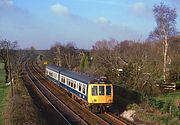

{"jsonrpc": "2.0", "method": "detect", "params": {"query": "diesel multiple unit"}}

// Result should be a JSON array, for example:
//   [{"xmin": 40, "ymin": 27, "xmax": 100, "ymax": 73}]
[{"xmin": 45, "ymin": 64, "xmax": 113, "ymax": 112}]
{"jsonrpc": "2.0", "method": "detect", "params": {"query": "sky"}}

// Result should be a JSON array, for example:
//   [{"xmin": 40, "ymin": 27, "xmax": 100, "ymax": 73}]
[{"xmin": 0, "ymin": 0, "xmax": 180, "ymax": 49}]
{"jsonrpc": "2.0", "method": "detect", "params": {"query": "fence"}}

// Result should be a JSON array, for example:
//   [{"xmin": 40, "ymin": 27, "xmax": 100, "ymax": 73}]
[{"xmin": 156, "ymin": 83, "xmax": 176, "ymax": 91}]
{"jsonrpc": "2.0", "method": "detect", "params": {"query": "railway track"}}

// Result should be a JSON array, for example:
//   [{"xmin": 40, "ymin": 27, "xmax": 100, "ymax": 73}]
[
  {"xmin": 24, "ymin": 61, "xmax": 109, "ymax": 125},
  {"xmin": 98, "ymin": 112, "xmax": 135, "ymax": 125},
  {"xmin": 25, "ymin": 62, "xmax": 89, "ymax": 125},
  {"xmin": 23, "ymin": 60, "xmax": 136, "ymax": 125},
  {"xmin": 36, "ymin": 63, "xmax": 137, "ymax": 125},
  {"xmin": 21, "ymin": 63, "xmax": 68, "ymax": 124}
]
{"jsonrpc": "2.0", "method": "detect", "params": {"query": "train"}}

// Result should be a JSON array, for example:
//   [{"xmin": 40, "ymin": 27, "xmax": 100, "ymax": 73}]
[{"xmin": 45, "ymin": 64, "xmax": 113, "ymax": 112}]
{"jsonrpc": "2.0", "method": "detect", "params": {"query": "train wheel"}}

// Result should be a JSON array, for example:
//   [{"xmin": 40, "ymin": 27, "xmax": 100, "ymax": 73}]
[
  {"xmin": 99, "ymin": 106, "xmax": 106, "ymax": 113},
  {"xmin": 100, "ymin": 106, "xmax": 103, "ymax": 113},
  {"xmin": 102, "ymin": 106, "xmax": 106, "ymax": 112}
]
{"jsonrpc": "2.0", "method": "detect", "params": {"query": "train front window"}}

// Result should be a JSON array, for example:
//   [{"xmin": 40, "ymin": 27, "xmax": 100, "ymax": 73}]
[
  {"xmin": 99, "ymin": 86, "xmax": 104, "ymax": 95},
  {"xmin": 106, "ymin": 86, "xmax": 111, "ymax": 95},
  {"xmin": 92, "ymin": 86, "xmax": 98, "ymax": 96}
]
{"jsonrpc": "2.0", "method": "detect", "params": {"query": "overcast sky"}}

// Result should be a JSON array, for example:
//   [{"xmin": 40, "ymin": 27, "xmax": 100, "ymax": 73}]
[{"xmin": 0, "ymin": 0, "xmax": 180, "ymax": 49}]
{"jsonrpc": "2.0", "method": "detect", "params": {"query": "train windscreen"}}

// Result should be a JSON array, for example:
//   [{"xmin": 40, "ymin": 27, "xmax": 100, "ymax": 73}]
[
  {"xmin": 106, "ymin": 86, "xmax": 111, "ymax": 95},
  {"xmin": 92, "ymin": 86, "xmax": 98, "ymax": 96},
  {"xmin": 99, "ymin": 86, "xmax": 104, "ymax": 95}
]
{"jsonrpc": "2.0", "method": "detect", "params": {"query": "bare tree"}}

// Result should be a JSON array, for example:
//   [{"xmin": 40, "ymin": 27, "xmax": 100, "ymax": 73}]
[
  {"xmin": 149, "ymin": 2, "xmax": 177, "ymax": 82},
  {"xmin": 0, "ymin": 40, "xmax": 18, "ymax": 83},
  {"xmin": 91, "ymin": 39, "xmax": 128, "ymax": 83},
  {"xmin": 54, "ymin": 45, "xmax": 62, "ymax": 66},
  {"xmin": 50, "ymin": 42, "xmax": 79, "ymax": 69},
  {"xmin": 11, "ymin": 49, "xmax": 26, "ymax": 79}
]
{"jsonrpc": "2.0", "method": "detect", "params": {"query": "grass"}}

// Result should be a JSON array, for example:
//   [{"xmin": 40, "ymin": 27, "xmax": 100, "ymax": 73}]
[
  {"xmin": 0, "ymin": 62, "xmax": 10, "ymax": 125},
  {"xmin": 0, "ymin": 63, "xmax": 5, "ymax": 83},
  {"xmin": 155, "ymin": 92, "xmax": 180, "ymax": 105},
  {"xmin": 129, "ymin": 91, "xmax": 180, "ymax": 124},
  {"xmin": 144, "ymin": 92, "xmax": 180, "ymax": 124},
  {"xmin": 0, "ymin": 61, "xmax": 44, "ymax": 125}
]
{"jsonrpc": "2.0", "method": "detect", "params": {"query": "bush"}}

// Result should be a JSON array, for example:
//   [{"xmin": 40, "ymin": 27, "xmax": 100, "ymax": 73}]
[{"xmin": 150, "ymin": 97, "xmax": 180, "ymax": 119}]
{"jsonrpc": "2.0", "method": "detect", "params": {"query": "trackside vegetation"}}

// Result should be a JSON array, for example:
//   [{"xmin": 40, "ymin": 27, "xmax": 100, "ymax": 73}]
[
  {"xmin": 148, "ymin": 93, "xmax": 180, "ymax": 124},
  {"xmin": 6, "ymin": 79, "xmax": 45, "ymax": 125},
  {"xmin": 0, "ymin": 61, "xmax": 45, "ymax": 125},
  {"xmin": 0, "ymin": 62, "xmax": 10, "ymax": 124}
]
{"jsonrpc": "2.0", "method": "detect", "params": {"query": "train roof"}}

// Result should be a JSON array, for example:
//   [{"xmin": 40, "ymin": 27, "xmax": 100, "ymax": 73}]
[
  {"xmin": 46, "ymin": 64, "xmax": 65, "ymax": 72},
  {"xmin": 46, "ymin": 64, "xmax": 96, "ymax": 84}
]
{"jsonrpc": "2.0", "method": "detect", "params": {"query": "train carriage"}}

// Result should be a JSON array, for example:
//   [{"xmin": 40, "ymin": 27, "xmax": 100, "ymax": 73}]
[{"xmin": 46, "ymin": 64, "xmax": 113, "ymax": 112}]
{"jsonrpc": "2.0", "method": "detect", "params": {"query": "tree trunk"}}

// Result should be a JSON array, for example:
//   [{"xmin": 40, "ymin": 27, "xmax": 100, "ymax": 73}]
[
  {"xmin": 4, "ymin": 61, "xmax": 9, "ymax": 83},
  {"xmin": 163, "ymin": 36, "xmax": 168, "ymax": 82}
]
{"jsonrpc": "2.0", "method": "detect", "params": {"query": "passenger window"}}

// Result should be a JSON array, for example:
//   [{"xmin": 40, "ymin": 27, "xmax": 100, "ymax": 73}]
[
  {"xmin": 106, "ymin": 86, "xmax": 111, "ymax": 95},
  {"xmin": 79, "ymin": 83, "xmax": 82, "ymax": 92},
  {"xmin": 71, "ymin": 81, "xmax": 73, "ymax": 87},
  {"xmin": 82, "ymin": 85, "xmax": 86, "ymax": 94},
  {"xmin": 99, "ymin": 86, "xmax": 104, "ymax": 95},
  {"xmin": 92, "ymin": 86, "xmax": 98, "ymax": 96},
  {"xmin": 61, "ymin": 77, "xmax": 63, "ymax": 82},
  {"xmin": 68, "ymin": 81, "xmax": 71, "ymax": 86},
  {"xmin": 54, "ymin": 73, "xmax": 57, "ymax": 79},
  {"xmin": 74, "ymin": 82, "xmax": 76, "ymax": 89},
  {"xmin": 58, "ymin": 75, "xmax": 61, "ymax": 82},
  {"xmin": 49, "ymin": 72, "xmax": 53, "ymax": 77}
]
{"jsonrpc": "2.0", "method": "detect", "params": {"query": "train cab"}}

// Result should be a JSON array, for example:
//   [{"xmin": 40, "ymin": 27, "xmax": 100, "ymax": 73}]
[{"xmin": 87, "ymin": 77, "xmax": 113, "ymax": 112}]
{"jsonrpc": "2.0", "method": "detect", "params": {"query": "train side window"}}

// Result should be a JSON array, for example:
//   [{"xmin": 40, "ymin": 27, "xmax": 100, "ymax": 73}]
[
  {"xmin": 61, "ymin": 77, "xmax": 65, "ymax": 83},
  {"xmin": 58, "ymin": 75, "xmax": 60, "ymax": 81},
  {"xmin": 106, "ymin": 86, "xmax": 111, "ymax": 95},
  {"xmin": 79, "ymin": 83, "xmax": 82, "ymax": 92},
  {"xmin": 99, "ymin": 86, "xmax": 104, "ymax": 95},
  {"xmin": 82, "ymin": 85, "xmax": 86, "ymax": 94},
  {"xmin": 49, "ymin": 72, "xmax": 53, "ymax": 77},
  {"xmin": 92, "ymin": 86, "xmax": 98, "ymax": 96},
  {"xmin": 73, "ymin": 82, "xmax": 76, "ymax": 89},
  {"xmin": 67, "ymin": 80, "xmax": 69, "ymax": 85},
  {"xmin": 71, "ymin": 81, "xmax": 73, "ymax": 87},
  {"xmin": 54, "ymin": 73, "xmax": 57, "ymax": 79},
  {"xmin": 68, "ymin": 80, "xmax": 71, "ymax": 86}
]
